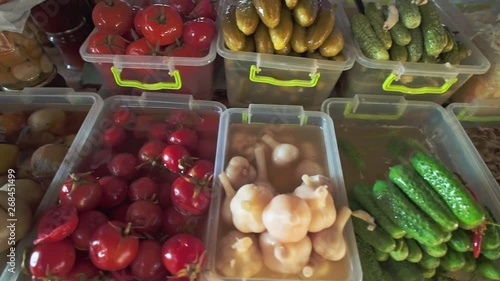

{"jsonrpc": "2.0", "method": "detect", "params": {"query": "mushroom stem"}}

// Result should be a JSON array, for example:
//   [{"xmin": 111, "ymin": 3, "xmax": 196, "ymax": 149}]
[
  {"xmin": 254, "ymin": 144, "xmax": 269, "ymax": 184},
  {"xmin": 219, "ymin": 172, "xmax": 235, "ymax": 198},
  {"xmin": 262, "ymin": 134, "xmax": 279, "ymax": 149},
  {"xmin": 219, "ymin": 172, "xmax": 235, "ymax": 224}
]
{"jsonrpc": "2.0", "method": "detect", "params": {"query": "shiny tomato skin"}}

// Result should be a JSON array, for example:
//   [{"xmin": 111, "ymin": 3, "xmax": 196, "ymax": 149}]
[
  {"xmin": 126, "ymin": 37, "xmax": 163, "ymax": 55},
  {"xmin": 89, "ymin": 221, "xmax": 140, "ymax": 271},
  {"xmin": 139, "ymin": 4, "xmax": 184, "ymax": 46},
  {"xmin": 162, "ymin": 145, "xmax": 192, "ymax": 173},
  {"xmin": 131, "ymin": 240, "xmax": 167, "ymax": 281},
  {"xmin": 161, "ymin": 206, "xmax": 188, "ymax": 235},
  {"xmin": 168, "ymin": 0, "xmax": 195, "ymax": 17},
  {"xmin": 35, "ymin": 205, "xmax": 79, "ymax": 245},
  {"xmin": 186, "ymin": 159, "xmax": 214, "ymax": 182},
  {"xmin": 92, "ymin": 0, "xmax": 133, "ymax": 34},
  {"xmin": 70, "ymin": 210, "xmax": 108, "ymax": 250},
  {"xmin": 87, "ymin": 31, "xmax": 127, "ymax": 54},
  {"xmin": 112, "ymin": 109, "xmax": 135, "ymax": 127},
  {"xmin": 129, "ymin": 177, "xmax": 159, "ymax": 201},
  {"xmin": 183, "ymin": 17, "xmax": 216, "ymax": 51},
  {"xmin": 188, "ymin": 0, "xmax": 216, "ymax": 21},
  {"xmin": 98, "ymin": 176, "xmax": 129, "ymax": 208},
  {"xmin": 170, "ymin": 176, "xmax": 210, "ymax": 216},
  {"xmin": 126, "ymin": 200, "xmax": 163, "ymax": 234},
  {"xmin": 30, "ymin": 239, "xmax": 76, "ymax": 278},
  {"xmin": 108, "ymin": 153, "xmax": 138, "ymax": 179},
  {"xmin": 168, "ymin": 128, "xmax": 198, "ymax": 153},
  {"xmin": 161, "ymin": 233, "xmax": 205, "ymax": 277},
  {"xmin": 59, "ymin": 174, "xmax": 102, "ymax": 212}
]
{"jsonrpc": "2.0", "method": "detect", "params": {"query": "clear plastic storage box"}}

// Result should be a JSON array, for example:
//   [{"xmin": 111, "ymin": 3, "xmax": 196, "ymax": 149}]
[
  {"xmin": 217, "ymin": 0, "xmax": 355, "ymax": 110},
  {"xmin": 0, "ymin": 88, "xmax": 103, "ymax": 280},
  {"xmin": 321, "ymin": 96, "xmax": 500, "ymax": 265},
  {"xmin": 1, "ymin": 93, "xmax": 226, "ymax": 281},
  {"xmin": 205, "ymin": 104, "xmax": 362, "ymax": 281},
  {"xmin": 339, "ymin": 0, "xmax": 490, "ymax": 105}
]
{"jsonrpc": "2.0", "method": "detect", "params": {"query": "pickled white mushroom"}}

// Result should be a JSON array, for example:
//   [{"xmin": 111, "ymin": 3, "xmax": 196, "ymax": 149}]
[
  {"xmin": 225, "ymin": 156, "xmax": 257, "ymax": 189},
  {"xmin": 295, "ymin": 160, "xmax": 324, "ymax": 180},
  {"xmin": 216, "ymin": 230, "xmax": 263, "ymax": 278},
  {"xmin": 261, "ymin": 133, "xmax": 299, "ymax": 167},
  {"xmin": 262, "ymin": 194, "xmax": 311, "ymax": 243},
  {"xmin": 230, "ymin": 131, "xmax": 258, "ymax": 161},
  {"xmin": 302, "ymin": 252, "xmax": 330, "ymax": 279},
  {"xmin": 10, "ymin": 60, "xmax": 41, "ymax": 82},
  {"xmin": 311, "ymin": 206, "xmax": 352, "ymax": 261},
  {"xmin": 300, "ymin": 142, "xmax": 319, "ymax": 161},
  {"xmin": 294, "ymin": 175, "xmax": 336, "ymax": 232},
  {"xmin": 253, "ymin": 144, "xmax": 275, "ymax": 192},
  {"xmin": 259, "ymin": 231, "xmax": 312, "ymax": 275},
  {"xmin": 39, "ymin": 55, "xmax": 54, "ymax": 74},
  {"xmin": 28, "ymin": 108, "xmax": 66, "ymax": 134},
  {"xmin": 219, "ymin": 172, "xmax": 236, "ymax": 225},
  {"xmin": 230, "ymin": 182, "xmax": 274, "ymax": 233}
]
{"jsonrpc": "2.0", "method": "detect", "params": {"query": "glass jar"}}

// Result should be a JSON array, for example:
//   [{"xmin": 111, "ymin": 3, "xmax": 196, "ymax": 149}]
[
  {"xmin": 30, "ymin": 0, "xmax": 82, "ymax": 34},
  {"xmin": 47, "ymin": 17, "xmax": 91, "ymax": 71},
  {"xmin": 0, "ymin": 25, "xmax": 56, "ymax": 91}
]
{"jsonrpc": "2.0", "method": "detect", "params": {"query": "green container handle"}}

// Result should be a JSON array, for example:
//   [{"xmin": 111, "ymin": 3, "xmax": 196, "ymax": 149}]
[
  {"xmin": 382, "ymin": 72, "xmax": 458, "ymax": 94},
  {"xmin": 249, "ymin": 65, "xmax": 320, "ymax": 87},
  {"xmin": 111, "ymin": 66, "xmax": 183, "ymax": 91}
]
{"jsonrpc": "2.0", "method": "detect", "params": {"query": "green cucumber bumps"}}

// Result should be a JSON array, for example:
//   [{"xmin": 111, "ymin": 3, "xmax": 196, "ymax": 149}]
[{"xmin": 410, "ymin": 152, "xmax": 486, "ymax": 229}]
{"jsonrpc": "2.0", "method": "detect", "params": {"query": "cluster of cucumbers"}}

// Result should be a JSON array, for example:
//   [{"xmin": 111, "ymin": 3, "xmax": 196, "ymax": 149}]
[
  {"xmin": 350, "ymin": 151, "xmax": 500, "ymax": 281},
  {"xmin": 350, "ymin": 0, "xmax": 471, "ymax": 64},
  {"xmin": 221, "ymin": 0, "xmax": 346, "ymax": 60}
]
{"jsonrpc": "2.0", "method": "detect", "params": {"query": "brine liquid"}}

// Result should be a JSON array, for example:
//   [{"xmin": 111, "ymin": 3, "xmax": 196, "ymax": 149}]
[{"xmin": 215, "ymin": 124, "xmax": 351, "ymax": 281}]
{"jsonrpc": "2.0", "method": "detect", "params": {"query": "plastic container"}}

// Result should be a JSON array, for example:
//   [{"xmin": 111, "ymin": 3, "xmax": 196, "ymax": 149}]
[
  {"xmin": 1, "ymin": 92, "xmax": 225, "ymax": 281},
  {"xmin": 217, "ymin": 0, "xmax": 355, "ymax": 110},
  {"xmin": 321, "ymin": 96, "xmax": 500, "ymax": 266},
  {"xmin": 205, "ymin": 104, "xmax": 362, "ymax": 281},
  {"xmin": 446, "ymin": 1, "xmax": 500, "ymax": 102},
  {"xmin": 0, "ymin": 88, "xmax": 103, "ymax": 280},
  {"xmin": 447, "ymin": 100, "xmax": 500, "ymax": 196},
  {"xmin": 339, "ymin": 0, "xmax": 490, "ymax": 105},
  {"xmin": 79, "ymin": 11, "xmax": 217, "ymax": 99}
]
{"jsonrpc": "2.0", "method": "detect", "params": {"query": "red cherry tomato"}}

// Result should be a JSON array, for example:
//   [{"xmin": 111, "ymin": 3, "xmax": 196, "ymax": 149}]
[
  {"xmin": 108, "ymin": 153, "xmax": 138, "ymax": 178},
  {"xmin": 196, "ymin": 138, "xmax": 217, "ymax": 163},
  {"xmin": 113, "ymin": 109, "xmax": 135, "ymax": 127},
  {"xmin": 167, "ymin": 0, "xmax": 195, "ymax": 17},
  {"xmin": 109, "ymin": 203, "xmax": 130, "ymax": 222},
  {"xmin": 131, "ymin": 240, "xmax": 168, "ymax": 281},
  {"xmin": 188, "ymin": 0, "xmax": 216, "ymax": 21},
  {"xmin": 161, "ymin": 206, "xmax": 192, "ymax": 235},
  {"xmin": 87, "ymin": 30, "xmax": 128, "ymax": 54},
  {"xmin": 126, "ymin": 37, "xmax": 164, "ymax": 55},
  {"xmin": 138, "ymin": 140, "xmax": 166, "ymax": 169},
  {"xmin": 168, "ymin": 128, "xmax": 198, "ymax": 153},
  {"xmin": 35, "ymin": 205, "xmax": 79, "ymax": 245},
  {"xmin": 89, "ymin": 221, "xmax": 139, "ymax": 271},
  {"xmin": 170, "ymin": 176, "xmax": 210, "ymax": 216},
  {"xmin": 149, "ymin": 123, "xmax": 172, "ymax": 142},
  {"xmin": 166, "ymin": 43, "xmax": 207, "ymax": 58},
  {"xmin": 88, "ymin": 148, "xmax": 114, "ymax": 178},
  {"xmin": 103, "ymin": 126, "xmax": 127, "ymax": 148},
  {"xmin": 129, "ymin": 177, "xmax": 159, "ymax": 201},
  {"xmin": 162, "ymin": 145, "xmax": 193, "ymax": 174},
  {"xmin": 30, "ymin": 239, "xmax": 76, "ymax": 278},
  {"xmin": 165, "ymin": 110, "xmax": 202, "ymax": 128},
  {"xmin": 70, "ymin": 210, "xmax": 108, "ymax": 251},
  {"xmin": 59, "ymin": 173, "xmax": 102, "ymax": 212},
  {"xmin": 134, "ymin": 8, "xmax": 145, "ymax": 36},
  {"xmin": 139, "ymin": 4, "xmax": 184, "ymax": 46},
  {"xmin": 186, "ymin": 160, "xmax": 214, "ymax": 183},
  {"xmin": 126, "ymin": 200, "xmax": 163, "ymax": 234},
  {"xmin": 158, "ymin": 182, "xmax": 172, "ymax": 208},
  {"xmin": 62, "ymin": 258, "xmax": 100, "ymax": 281},
  {"xmin": 194, "ymin": 113, "xmax": 219, "ymax": 139},
  {"xmin": 92, "ymin": 0, "xmax": 133, "ymax": 34},
  {"xmin": 98, "ymin": 176, "xmax": 128, "ymax": 208},
  {"xmin": 183, "ymin": 17, "xmax": 216, "ymax": 51},
  {"xmin": 161, "ymin": 233, "xmax": 206, "ymax": 280}
]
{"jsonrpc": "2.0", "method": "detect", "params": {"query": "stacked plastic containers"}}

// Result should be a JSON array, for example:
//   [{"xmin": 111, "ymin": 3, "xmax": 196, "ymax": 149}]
[
  {"xmin": 206, "ymin": 104, "xmax": 362, "ymax": 281},
  {"xmin": 0, "ymin": 88, "xmax": 103, "ymax": 280},
  {"xmin": 217, "ymin": 0, "xmax": 355, "ymax": 110},
  {"xmin": 339, "ymin": 0, "xmax": 490, "ymax": 104}
]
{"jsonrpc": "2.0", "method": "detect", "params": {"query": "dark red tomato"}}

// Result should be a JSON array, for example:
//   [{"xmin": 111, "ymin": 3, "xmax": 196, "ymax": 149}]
[
  {"xmin": 129, "ymin": 177, "xmax": 159, "ymax": 201},
  {"xmin": 168, "ymin": 0, "xmax": 195, "ymax": 17},
  {"xmin": 138, "ymin": 140, "xmax": 166, "ymax": 163},
  {"xmin": 149, "ymin": 123, "xmax": 171, "ymax": 142},
  {"xmin": 166, "ymin": 43, "xmax": 207, "ymax": 58},
  {"xmin": 108, "ymin": 153, "xmax": 138, "ymax": 178},
  {"xmin": 139, "ymin": 4, "xmax": 184, "ymax": 46},
  {"xmin": 126, "ymin": 200, "xmax": 162, "ymax": 234},
  {"xmin": 59, "ymin": 173, "xmax": 102, "ymax": 212},
  {"xmin": 188, "ymin": 0, "xmax": 216, "ymax": 21},
  {"xmin": 194, "ymin": 113, "xmax": 219, "ymax": 139},
  {"xmin": 170, "ymin": 176, "xmax": 210, "ymax": 216},
  {"xmin": 103, "ymin": 126, "xmax": 127, "ymax": 148},
  {"xmin": 89, "ymin": 221, "xmax": 139, "ymax": 271},
  {"xmin": 109, "ymin": 268, "xmax": 136, "ymax": 281},
  {"xmin": 162, "ymin": 145, "xmax": 193, "ymax": 174},
  {"xmin": 168, "ymin": 128, "xmax": 198, "ymax": 153},
  {"xmin": 112, "ymin": 108, "xmax": 135, "ymax": 127},
  {"xmin": 35, "ymin": 205, "xmax": 78, "ymax": 245},
  {"xmin": 134, "ymin": 8, "xmax": 145, "ymax": 36},
  {"xmin": 87, "ymin": 30, "xmax": 127, "ymax": 54},
  {"xmin": 158, "ymin": 182, "xmax": 172, "ymax": 208},
  {"xmin": 30, "ymin": 239, "xmax": 76, "ymax": 278},
  {"xmin": 109, "ymin": 203, "xmax": 130, "ymax": 222},
  {"xmin": 161, "ymin": 206, "xmax": 190, "ymax": 235},
  {"xmin": 183, "ymin": 17, "xmax": 216, "ymax": 51},
  {"xmin": 88, "ymin": 148, "xmax": 114, "ymax": 178},
  {"xmin": 92, "ymin": 0, "xmax": 133, "ymax": 34},
  {"xmin": 62, "ymin": 259, "xmax": 100, "ymax": 281},
  {"xmin": 134, "ymin": 114, "xmax": 164, "ymax": 139},
  {"xmin": 130, "ymin": 240, "xmax": 167, "ymax": 281},
  {"xmin": 166, "ymin": 110, "xmax": 201, "ymax": 128},
  {"xmin": 195, "ymin": 138, "xmax": 217, "ymax": 163},
  {"xmin": 126, "ymin": 38, "xmax": 164, "ymax": 55},
  {"xmin": 70, "ymin": 210, "xmax": 108, "ymax": 250},
  {"xmin": 186, "ymin": 160, "xmax": 214, "ymax": 184},
  {"xmin": 98, "ymin": 176, "xmax": 128, "ymax": 208},
  {"xmin": 161, "ymin": 233, "xmax": 206, "ymax": 280}
]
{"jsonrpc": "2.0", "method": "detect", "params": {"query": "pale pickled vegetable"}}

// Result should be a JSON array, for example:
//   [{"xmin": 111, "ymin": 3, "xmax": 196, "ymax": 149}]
[
  {"xmin": 302, "ymin": 252, "xmax": 330, "ymax": 279},
  {"xmin": 253, "ymin": 144, "xmax": 275, "ymax": 192},
  {"xmin": 0, "ymin": 191, "xmax": 32, "ymax": 252},
  {"xmin": 0, "ymin": 70, "xmax": 17, "ymax": 85},
  {"xmin": 39, "ymin": 55, "xmax": 54, "ymax": 74},
  {"xmin": 262, "ymin": 194, "xmax": 311, "ymax": 243},
  {"xmin": 25, "ymin": 44, "xmax": 43, "ymax": 60},
  {"xmin": 31, "ymin": 144, "xmax": 68, "ymax": 178},
  {"xmin": 311, "ymin": 206, "xmax": 352, "ymax": 261},
  {"xmin": 300, "ymin": 142, "xmax": 319, "ymax": 161},
  {"xmin": 0, "ymin": 144, "xmax": 19, "ymax": 175},
  {"xmin": 261, "ymin": 133, "xmax": 300, "ymax": 167},
  {"xmin": 259, "ymin": 231, "xmax": 312, "ymax": 274},
  {"xmin": 225, "ymin": 156, "xmax": 257, "ymax": 189},
  {"xmin": 295, "ymin": 160, "xmax": 324, "ymax": 180},
  {"xmin": 230, "ymin": 182, "xmax": 274, "ymax": 233},
  {"xmin": 0, "ymin": 112, "xmax": 25, "ymax": 137},
  {"xmin": 0, "ymin": 179, "xmax": 43, "ymax": 211},
  {"xmin": 0, "ymin": 49, "xmax": 26, "ymax": 67},
  {"xmin": 28, "ymin": 108, "xmax": 66, "ymax": 134},
  {"xmin": 10, "ymin": 60, "xmax": 41, "ymax": 82},
  {"xmin": 219, "ymin": 172, "xmax": 236, "ymax": 225},
  {"xmin": 216, "ymin": 230, "xmax": 263, "ymax": 277}
]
